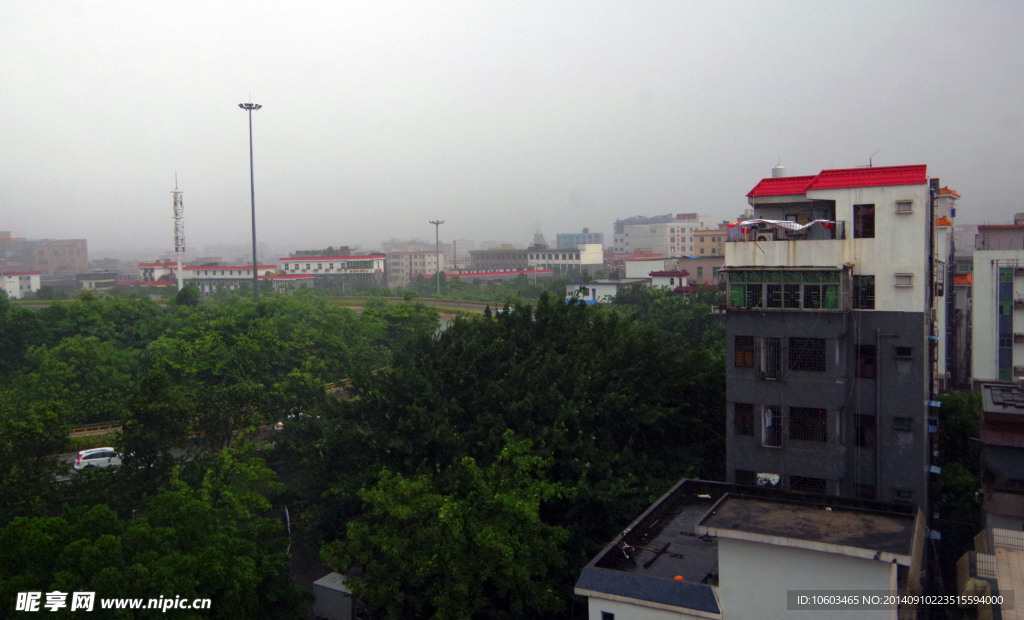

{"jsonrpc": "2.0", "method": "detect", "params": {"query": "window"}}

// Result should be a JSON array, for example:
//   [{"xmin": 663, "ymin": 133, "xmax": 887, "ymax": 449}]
[
  {"xmin": 758, "ymin": 337, "xmax": 782, "ymax": 378},
  {"xmin": 790, "ymin": 407, "xmax": 827, "ymax": 442},
  {"xmin": 744, "ymin": 283, "xmax": 763, "ymax": 307},
  {"xmin": 761, "ymin": 405, "xmax": 783, "ymax": 447},
  {"xmin": 894, "ymin": 488, "xmax": 913, "ymax": 502},
  {"xmin": 697, "ymin": 266, "xmax": 703, "ymax": 278},
  {"xmin": 735, "ymin": 336, "xmax": 754, "ymax": 368},
  {"xmin": 783, "ymin": 284, "xmax": 801, "ymax": 308},
  {"xmin": 895, "ymin": 346, "xmax": 912, "ymax": 358},
  {"xmin": 856, "ymin": 345, "xmax": 877, "ymax": 378},
  {"xmin": 734, "ymin": 403, "xmax": 755, "ymax": 435},
  {"xmin": 601, "ymin": 613, "xmax": 615, "ymax": 620},
  {"xmin": 895, "ymin": 200, "xmax": 913, "ymax": 214},
  {"xmin": 855, "ymin": 415, "xmax": 877, "ymax": 448},
  {"xmin": 894, "ymin": 273, "xmax": 913, "ymax": 287},
  {"xmin": 789, "ymin": 338, "xmax": 826, "ymax": 372},
  {"xmin": 854, "ymin": 484, "xmax": 877, "ymax": 499},
  {"xmin": 766, "ymin": 284, "xmax": 782, "ymax": 308},
  {"xmin": 853, "ymin": 275, "xmax": 875, "ymax": 309},
  {"xmin": 734, "ymin": 469, "xmax": 757, "ymax": 486},
  {"xmin": 854, "ymin": 204, "xmax": 875, "ymax": 238},
  {"xmin": 789, "ymin": 475, "xmax": 827, "ymax": 494},
  {"xmin": 893, "ymin": 417, "xmax": 913, "ymax": 430}
]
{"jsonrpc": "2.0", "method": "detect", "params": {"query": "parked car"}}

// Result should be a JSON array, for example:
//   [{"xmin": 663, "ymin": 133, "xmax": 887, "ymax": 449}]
[{"xmin": 73, "ymin": 447, "xmax": 122, "ymax": 470}]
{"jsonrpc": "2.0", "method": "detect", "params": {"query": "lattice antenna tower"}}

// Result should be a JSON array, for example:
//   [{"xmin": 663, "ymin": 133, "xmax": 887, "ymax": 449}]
[{"xmin": 172, "ymin": 174, "xmax": 185, "ymax": 292}]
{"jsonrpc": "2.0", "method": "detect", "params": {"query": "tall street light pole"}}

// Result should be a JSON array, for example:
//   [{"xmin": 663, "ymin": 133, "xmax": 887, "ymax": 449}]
[
  {"xmin": 430, "ymin": 219, "xmax": 444, "ymax": 295},
  {"xmin": 239, "ymin": 101, "xmax": 262, "ymax": 303}
]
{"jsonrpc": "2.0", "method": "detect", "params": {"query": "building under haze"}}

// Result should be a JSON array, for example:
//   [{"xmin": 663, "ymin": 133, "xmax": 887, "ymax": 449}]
[
  {"xmin": 613, "ymin": 213, "xmax": 711, "ymax": 256},
  {"xmin": 556, "ymin": 228, "xmax": 604, "ymax": 250},
  {"xmin": 0, "ymin": 231, "xmax": 88, "ymax": 276},
  {"xmin": 723, "ymin": 164, "xmax": 956, "ymax": 512},
  {"xmin": 385, "ymin": 250, "xmax": 444, "ymax": 289}
]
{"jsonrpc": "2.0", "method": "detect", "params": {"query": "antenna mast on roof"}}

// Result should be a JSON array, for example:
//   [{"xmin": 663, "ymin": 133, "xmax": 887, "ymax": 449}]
[
  {"xmin": 869, "ymin": 149, "xmax": 881, "ymax": 168},
  {"xmin": 171, "ymin": 174, "xmax": 185, "ymax": 292}
]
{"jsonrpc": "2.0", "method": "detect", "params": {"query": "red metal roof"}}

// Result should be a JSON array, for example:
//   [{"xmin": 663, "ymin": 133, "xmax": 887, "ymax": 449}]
[
  {"xmin": 806, "ymin": 165, "xmax": 927, "ymax": 191},
  {"xmin": 746, "ymin": 175, "xmax": 816, "ymax": 197},
  {"xmin": 747, "ymin": 165, "xmax": 928, "ymax": 197}
]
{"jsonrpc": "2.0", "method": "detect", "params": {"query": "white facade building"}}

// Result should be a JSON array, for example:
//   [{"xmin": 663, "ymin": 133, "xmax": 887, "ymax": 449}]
[
  {"xmin": 386, "ymin": 251, "xmax": 444, "ymax": 289},
  {"xmin": 614, "ymin": 214, "xmax": 712, "ymax": 256},
  {"xmin": 1, "ymin": 271, "xmax": 41, "ymax": 299},
  {"xmin": 528, "ymin": 243, "xmax": 603, "ymax": 274}
]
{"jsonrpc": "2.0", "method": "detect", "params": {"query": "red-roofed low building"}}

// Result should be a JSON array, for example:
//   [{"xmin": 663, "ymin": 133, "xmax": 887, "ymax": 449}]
[{"xmin": 649, "ymin": 270, "xmax": 689, "ymax": 291}]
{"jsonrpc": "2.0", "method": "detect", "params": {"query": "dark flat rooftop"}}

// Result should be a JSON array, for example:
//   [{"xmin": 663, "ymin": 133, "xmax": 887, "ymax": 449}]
[
  {"xmin": 697, "ymin": 495, "xmax": 917, "ymax": 564},
  {"xmin": 576, "ymin": 479, "xmax": 922, "ymax": 613}
]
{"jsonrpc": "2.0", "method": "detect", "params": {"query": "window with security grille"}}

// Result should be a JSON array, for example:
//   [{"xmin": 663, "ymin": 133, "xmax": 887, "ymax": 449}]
[
  {"xmin": 854, "ymin": 484, "xmax": 877, "ymax": 499},
  {"xmin": 761, "ymin": 405, "xmax": 783, "ymax": 447},
  {"xmin": 734, "ymin": 403, "xmax": 754, "ymax": 435},
  {"xmin": 735, "ymin": 336, "xmax": 754, "ymax": 368},
  {"xmin": 789, "ymin": 407, "xmax": 827, "ymax": 442},
  {"xmin": 766, "ymin": 284, "xmax": 782, "ymax": 308},
  {"xmin": 853, "ymin": 275, "xmax": 875, "ymax": 309},
  {"xmin": 783, "ymin": 284, "xmax": 801, "ymax": 308},
  {"xmin": 789, "ymin": 475, "xmax": 828, "ymax": 494},
  {"xmin": 734, "ymin": 469, "xmax": 756, "ymax": 486},
  {"xmin": 855, "ymin": 415, "xmax": 877, "ymax": 448},
  {"xmin": 856, "ymin": 344, "xmax": 877, "ymax": 378},
  {"xmin": 789, "ymin": 338, "xmax": 826, "ymax": 372},
  {"xmin": 758, "ymin": 337, "xmax": 782, "ymax": 378}
]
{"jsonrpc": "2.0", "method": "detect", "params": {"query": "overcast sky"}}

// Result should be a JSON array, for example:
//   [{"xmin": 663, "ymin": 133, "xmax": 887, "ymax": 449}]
[{"xmin": 2, "ymin": 1, "xmax": 1022, "ymax": 259}]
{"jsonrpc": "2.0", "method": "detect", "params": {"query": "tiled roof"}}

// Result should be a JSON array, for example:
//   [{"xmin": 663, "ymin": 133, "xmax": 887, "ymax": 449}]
[
  {"xmin": 746, "ymin": 175, "xmax": 816, "ymax": 197},
  {"xmin": 954, "ymin": 273, "xmax": 972, "ymax": 286},
  {"xmin": 748, "ymin": 165, "xmax": 928, "ymax": 197},
  {"xmin": 939, "ymin": 186, "xmax": 961, "ymax": 198},
  {"xmin": 806, "ymin": 164, "xmax": 927, "ymax": 191},
  {"xmin": 650, "ymin": 270, "xmax": 690, "ymax": 277},
  {"xmin": 935, "ymin": 216, "xmax": 953, "ymax": 227}
]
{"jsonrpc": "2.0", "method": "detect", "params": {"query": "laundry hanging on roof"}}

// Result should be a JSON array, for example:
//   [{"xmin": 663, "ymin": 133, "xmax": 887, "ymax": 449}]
[{"xmin": 727, "ymin": 218, "xmax": 836, "ymax": 233}]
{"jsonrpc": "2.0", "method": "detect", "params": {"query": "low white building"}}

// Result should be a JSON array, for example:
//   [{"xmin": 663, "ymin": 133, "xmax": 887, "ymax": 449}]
[
  {"xmin": 529, "ymin": 243, "xmax": 603, "ymax": 275},
  {"xmin": 566, "ymin": 278, "xmax": 648, "ymax": 304},
  {"xmin": 1, "ymin": 271, "xmax": 41, "ymax": 299}
]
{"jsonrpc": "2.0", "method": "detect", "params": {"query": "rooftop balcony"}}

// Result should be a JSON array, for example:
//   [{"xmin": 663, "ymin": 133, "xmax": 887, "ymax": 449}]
[{"xmin": 726, "ymin": 220, "xmax": 847, "ymax": 269}]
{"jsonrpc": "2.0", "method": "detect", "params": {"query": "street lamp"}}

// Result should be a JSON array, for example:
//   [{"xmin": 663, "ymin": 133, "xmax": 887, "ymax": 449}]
[
  {"xmin": 430, "ymin": 219, "xmax": 445, "ymax": 295},
  {"xmin": 239, "ymin": 101, "xmax": 262, "ymax": 303}
]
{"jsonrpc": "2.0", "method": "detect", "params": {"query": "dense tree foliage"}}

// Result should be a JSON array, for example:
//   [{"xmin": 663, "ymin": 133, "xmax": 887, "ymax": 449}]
[
  {"xmin": 0, "ymin": 284, "xmax": 727, "ymax": 618},
  {"xmin": 0, "ymin": 443, "xmax": 308, "ymax": 619},
  {"xmin": 283, "ymin": 290, "xmax": 725, "ymax": 617}
]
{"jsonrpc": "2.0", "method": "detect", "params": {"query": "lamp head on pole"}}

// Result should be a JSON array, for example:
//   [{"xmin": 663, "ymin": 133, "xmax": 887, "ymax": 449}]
[{"xmin": 239, "ymin": 102, "xmax": 262, "ymax": 111}]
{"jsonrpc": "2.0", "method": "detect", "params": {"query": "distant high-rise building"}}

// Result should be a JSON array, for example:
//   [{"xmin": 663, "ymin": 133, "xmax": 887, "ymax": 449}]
[{"xmin": 556, "ymin": 228, "xmax": 604, "ymax": 249}]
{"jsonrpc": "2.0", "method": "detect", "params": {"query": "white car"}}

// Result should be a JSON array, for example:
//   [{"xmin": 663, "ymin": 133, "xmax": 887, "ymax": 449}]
[{"xmin": 73, "ymin": 447, "xmax": 122, "ymax": 470}]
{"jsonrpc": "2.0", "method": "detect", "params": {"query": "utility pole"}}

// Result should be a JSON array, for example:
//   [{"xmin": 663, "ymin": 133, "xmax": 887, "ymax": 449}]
[
  {"xmin": 430, "ymin": 219, "xmax": 445, "ymax": 295},
  {"xmin": 239, "ymin": 101, "xmax": 262, "ymax": 302}
]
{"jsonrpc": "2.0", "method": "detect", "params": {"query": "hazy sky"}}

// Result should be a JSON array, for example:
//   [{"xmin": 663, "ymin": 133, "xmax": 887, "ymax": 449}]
[{"xmin": 2, "ymin": 1, "xmax": 1022, "ymax": 259}]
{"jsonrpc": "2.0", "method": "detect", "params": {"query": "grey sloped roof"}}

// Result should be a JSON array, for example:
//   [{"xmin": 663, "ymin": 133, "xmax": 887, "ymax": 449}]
[{"xmin": 575, "ymin": 567, "xmax": 720, "ymax": 614}]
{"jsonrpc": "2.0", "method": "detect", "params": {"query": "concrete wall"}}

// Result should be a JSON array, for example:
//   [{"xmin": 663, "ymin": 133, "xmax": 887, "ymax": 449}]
[
  {"xmin": 726, "ymin": 310, "xmax": 930, "ymax": 507},
  {"xmin": 717, "ymin": 538, "xmax": 897, "ymax": 620}
]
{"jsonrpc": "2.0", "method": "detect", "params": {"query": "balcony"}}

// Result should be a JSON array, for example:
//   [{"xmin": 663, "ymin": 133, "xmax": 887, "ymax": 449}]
[{"xmin": 726, "ymin": 220, "xmax": 847, "ymax": 269}]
